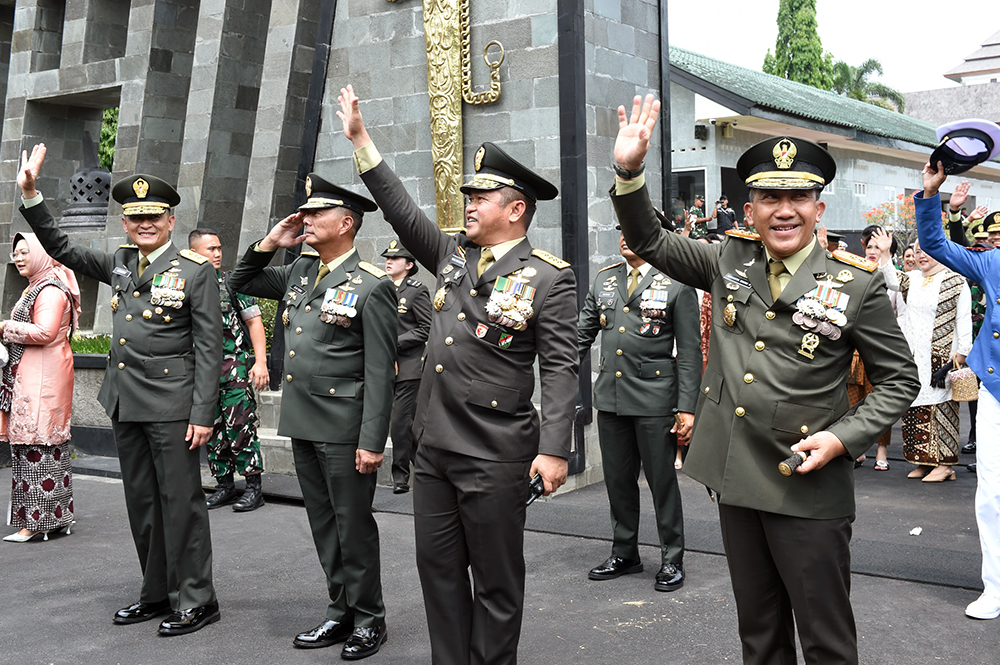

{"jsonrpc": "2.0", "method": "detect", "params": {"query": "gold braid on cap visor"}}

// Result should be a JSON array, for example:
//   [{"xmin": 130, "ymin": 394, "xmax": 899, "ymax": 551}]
[
  {"xmin": 300, "ymin": 197, "xmax": 345, "ymax": 208},
  {"xmin": 745, "ymin": 170, "xmax": 826, "ymax": 189},
  {"xmin": 122, "ymin": 202, "xmax": 170, "ymax": 215},
  {"xmin": 463, "ymin": 173, "xmax": 516, "ymax": 188}
]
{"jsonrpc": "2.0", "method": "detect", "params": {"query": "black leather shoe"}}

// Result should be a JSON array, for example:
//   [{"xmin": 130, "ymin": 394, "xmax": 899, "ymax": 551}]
[
  {"xmin": 113, "ymin": 599, "xmax": 171, "ymax": 624},
  {"xmin": 293, "ymin": 619, "xmax": 354, "ymax": 649},
  {"xmin": 963, "ymin": 441, "xmax": 977, "ymax": 455},
  {"xmin": 588, "ymin": 556, "xmax": 643, "ymax": 580},
  {"xmin": 968, "ymin": 463, "xmax": 978, "ymax": 473},
  {"xmin": 392, "ymin": 483, "xmax": 409, "ymax": 494},
  {"xmin": 654, "ymin": 563, "xmax": 685, "ymax": 592},
  {"xmin": 341, "ymin": 623, "xmax": 388, "ymax": 660},
  {"xmin": 206, "ymin": 480, "xmax": 239, "ymax": 509},
  {"xmin": 233, "ymin": 476, "xmax": 264, "ymax": 512},
  {"xmin": 157, "ymin": 602, "xmax": 221, "ymax": 635}
]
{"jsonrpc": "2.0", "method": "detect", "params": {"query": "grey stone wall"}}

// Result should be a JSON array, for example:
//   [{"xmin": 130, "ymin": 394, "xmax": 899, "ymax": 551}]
[{"xmin": 905, "ymin": 82, "xmax": 1000, "ymax": 127}]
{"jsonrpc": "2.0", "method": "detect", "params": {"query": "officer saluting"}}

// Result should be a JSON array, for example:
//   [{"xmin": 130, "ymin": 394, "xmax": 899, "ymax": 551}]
[
  {"xmin": 17, "ymin": 144, "xmax": 223, "ymax": 635},
  {"xmin": 229, "ymin": 173, "xmax": 396, "ymax": 660},
  {"xmin": 338, "ymin": 85, "xmax": 579, "ymax": 665},
  {"xmin": 381, "ymin": 240, "xmax": 432, "ymax": 494}
]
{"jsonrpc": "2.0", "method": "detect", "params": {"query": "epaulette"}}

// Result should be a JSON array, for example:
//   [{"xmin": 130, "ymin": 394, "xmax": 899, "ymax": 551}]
[
  {"xmin": 300, "ymin": 250, "xmax": 320, "ymax": 257},
  {"xmin": 531, "ymin": 248, "xmax": 570, "ymax": 269},
  {"xmin": 830, "ymin": 249, "xmax": 876, "ymax": 272},
  {"xmin": 358, "ymin": 260, "xmax": 387, "ymax": 278},
  {"xmin": 119, "ymin": 243, "xmax": 138, "ymax": 249},
  {"xmin": 725, "ymin": 229, "xmax": 761, "ymax": 241},
  {"xmin": 599, "ymin": 262, "xmax": 624, "ymax": 272},
  {"xmin": 179, "ymin": 248, "xmax": 209, "ymax": 264},
  {"xmin": 406, "ymin": 277, "xmax": 422, "ymax": 287}
]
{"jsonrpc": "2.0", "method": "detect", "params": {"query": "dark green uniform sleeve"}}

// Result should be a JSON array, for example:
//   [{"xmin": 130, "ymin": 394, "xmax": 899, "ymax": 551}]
[
  {"xmin": 20, "ymin": 200, "xmax": 115, "ymax": 283},
  {"xmin": 187, "ymin": 261, "xmax": 225, "ymax": 426},
  {"xmin": 359, "ymin": 278, "xmax": 399, "ymax": 453},
  {"xmin": 576, "ymin": 276, "xmax": 602, "ymax": 363},
  {"xmin": 396, "ymin": 285, "xmax": 431, "ymax": 354},
  {"xmin": 228, "ymin": 242, "xmax": 293, "ymax": 301},
  {"xmin": 672, "ymin": 284, "xmax": 703, "ymax": 414},
  {"xmin": 535, "ymin": 266, "xmax": 579, "ymax": 459}
]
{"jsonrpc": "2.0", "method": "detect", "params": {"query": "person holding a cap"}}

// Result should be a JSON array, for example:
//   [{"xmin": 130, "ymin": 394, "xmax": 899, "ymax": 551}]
[
  {"xmin": 916, "ymin": 136, "xmax": 1000, "ymax": 620},
  {"xmin": 229, "ymin": 173, "xmax": 396, "ymax": 659},
  {"xmin": 16, "ymin": 144, "xmax": 224, "ymax": 636},
  {"xmin": 338, "ymin": 84, "xmax": 578, "ymax": 665},
  {"xmin": 381, "ymin": 240, "xmax": 432, "ymax": 494},
  {"xmin": 610, "ymin": 95, "xmax": 918, "ymax": 664},
  {"xmin": 577, "ymin": 221, "xmax": 701, "ymax": 593}
]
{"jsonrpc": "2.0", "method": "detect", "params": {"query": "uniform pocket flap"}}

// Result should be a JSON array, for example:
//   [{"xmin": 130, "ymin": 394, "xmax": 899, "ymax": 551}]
[
  {"xmin": 639, "ymin": 361, "xmax": 674, "ymax": 379},
  {"xmin": 700, "ymin": 368, "xmax": 723, "ymax": 404},
  {"xmin": 309, "ymin": 376, "xmax": 358, "ymax": 398},
  {"xmin": 143, "ymin": 356, "xmax": 189, "ymax": 379},
  {"xmin": 772, "ymin": 401, "xmax": 832, "ymax": 435},
  {"xmin": 467, "ymin": 379, "xmax": 519, "ymax": 414}
]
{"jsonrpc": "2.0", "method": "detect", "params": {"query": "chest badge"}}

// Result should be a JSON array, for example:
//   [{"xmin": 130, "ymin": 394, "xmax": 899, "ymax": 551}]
[
  {"xmin": 723, "ymin": 302, "xmax": 737, "ymax": 327},
  {"xmin": 798, "ymin": 332, "xmax": 820, "ymax": 359}
]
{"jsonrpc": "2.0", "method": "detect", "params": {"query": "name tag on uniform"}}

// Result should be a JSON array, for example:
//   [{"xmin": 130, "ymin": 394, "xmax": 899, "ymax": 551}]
[{"xmin": 113, "ymin": 266, "xmax": 131, "ymax": 278}]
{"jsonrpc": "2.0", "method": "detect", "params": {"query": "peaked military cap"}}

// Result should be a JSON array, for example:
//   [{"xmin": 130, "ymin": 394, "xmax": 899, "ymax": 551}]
[
  {"xmin": 300, "ymin": 173, "xmax": 377, "ymax": 214},
  {"xmin": 381, "ymin": 239, "xmax": 415, "ymax": 261},
  {"xmin": 112, "ymin": 174, "xmax": 180, "ymax": 216},
  {"xmin": 931, "ymin": 119, "xmax": 1000, "ymax": 176},
  {"xmin": 737, "ymin": 136, "xmax": 836, "ymax": 190},
  {"xmin": 970, "ymin": 222, "xmax": 989, "ymax": 240},
  {"xmin": 986, "ymin": 211, "xmax": 1000, "ymax": 233},
  {"xmin": 461, "ymin": 142, "xmax": 558, "ymax": 202}
]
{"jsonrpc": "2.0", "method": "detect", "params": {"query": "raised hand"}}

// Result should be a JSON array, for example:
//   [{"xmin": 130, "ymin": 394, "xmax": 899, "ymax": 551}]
[
  {"xmin": 614, "ymin": 94, "xmax": 660, "ymax": 172},
  {"xmin": 969, "ymin": 204, "xmax": 990, "ymax": 222},
  {"xmin": 950, "ymin": 181, "xmax": 970, "ymax": 210},
  {"xmin": 922, "ymin": 161, "xmax": 947, "ymax": 198},
  {"xmin": 871, "ymin": 226, "xmax": 893, "ymax": 256},
  {"xmin": 336, "ymin": 84, "xmax": 372, "ymax": 149},
  {"xmin": 18, "ymin": 143, "xmax": 47, "ymax": 197}
]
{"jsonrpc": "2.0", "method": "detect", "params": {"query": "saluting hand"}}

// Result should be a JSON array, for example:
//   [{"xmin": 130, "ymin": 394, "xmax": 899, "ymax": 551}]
[
  {"xmin": 259, "ymin": 212, "xmax": 306, "ymax": 252},
  {"xmin": 18, "ymin": 143, "xmax": 46, "ymax": 198},
  {"xmin": 530, "ymin": 453, "xmax": 568, "ymax": 497},
  {"xmin": 337, "ymin": 84, "xmax": 372, "ymax": 150},
  {"xmin": 186, "ymin": 424, "xmax": 213, "ymax": 450},
  {"xmin": 790, "ymin": 431, "xmax": 847, "ymax": 475},
  {"xmin": 614, "ymin": 94, "xmax": 661, "ymax": 172}
]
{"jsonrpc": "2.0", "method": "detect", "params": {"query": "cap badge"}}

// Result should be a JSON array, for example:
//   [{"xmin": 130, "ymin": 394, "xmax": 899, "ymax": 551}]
[
  {"xmin": 305, "ymin": 176, "xmax": 312, "ymax": 197},
  {"xmin": 133, "ymin": 178, "xmax": 149, "ymax": 199},
  {"xmin": 474, "ymin": 146, "xmax": 485, "ymax": 171},
  {"xmin": 994, "ymin": 213, "xmax": 1000, "ymax": 224},
  {"xmin": 773, "ymin": 139, "xmax": 797, "ymax": 170},
  {"xmin": 389, "ymin": 240, "xmax": 397, "ymax": 250}
]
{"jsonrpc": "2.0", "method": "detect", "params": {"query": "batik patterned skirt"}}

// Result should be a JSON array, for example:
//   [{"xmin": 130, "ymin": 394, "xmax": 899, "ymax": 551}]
[
  {"xmin": 7, "ymin": 443, "xmax": 74, "ymax": 531},
  {"xmin": 901, "ymin": 401, "xmax": 960, "ymax": 466}
]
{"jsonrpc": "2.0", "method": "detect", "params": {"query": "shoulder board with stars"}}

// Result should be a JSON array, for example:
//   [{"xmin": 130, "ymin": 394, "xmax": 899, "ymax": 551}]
[
  {"xmin": 358, "ymin": 261, "xmax": 387, "ymax": 278},
  {"xmin": 598, "ymin": 261, "xmax": 624, "ymax": 273},
  {"xmin": 179, "ymin": 248, "xmax": 209, "ymax": 264},
  {"xmin": 531, "ymin": 248, "xmax": 570, "ymax": 269},
  {"xmin": 725, "ymin": 229, "xmax": 761, "ymax": 241},
  {"xmin": 406, "ymin": 278, "xmax": 423, "ymax": 288},
  {"xmin": 300, "ymin": 250, "xmax": 320, "ymax": 258},
  {"xmin": 831, "ymin": 249, "xmax": 876, "ymax": 273}
]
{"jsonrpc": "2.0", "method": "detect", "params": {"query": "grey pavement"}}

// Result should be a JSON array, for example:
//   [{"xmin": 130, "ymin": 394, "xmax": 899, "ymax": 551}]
[{"xmin": 1, "ymin": 428, "xmax": 998, "ymax": 664}]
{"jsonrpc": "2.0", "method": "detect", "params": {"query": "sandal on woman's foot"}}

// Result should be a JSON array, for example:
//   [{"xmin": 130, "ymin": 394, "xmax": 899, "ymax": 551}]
[
  {"xmin": 922, "ymin": 466, "xmax": 956, "ymax": 483},
  {"xmin": 874, "ymin": 460, "xmax": 889, "ymax": 471}
]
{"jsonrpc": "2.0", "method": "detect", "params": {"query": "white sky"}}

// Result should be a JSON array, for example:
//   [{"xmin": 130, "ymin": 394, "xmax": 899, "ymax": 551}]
[{"xmin": 668, "ymin": 0, "xmax": 997, "ymax": 94}]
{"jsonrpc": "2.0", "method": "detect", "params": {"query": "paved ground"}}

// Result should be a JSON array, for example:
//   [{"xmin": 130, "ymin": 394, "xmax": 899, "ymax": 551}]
[{"xmin": 1, "ymin": 427, "xmax": 998, "ymax": 664}]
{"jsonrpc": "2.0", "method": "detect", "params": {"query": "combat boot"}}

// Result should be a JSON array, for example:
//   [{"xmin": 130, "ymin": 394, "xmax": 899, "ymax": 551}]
[
  {"xmin": 233, "ymin": 474, "xmax": 265, "ymax": 512},
  {"xmin": 206, "ymin": 474, "xmax": 239, "ymax": 509}
]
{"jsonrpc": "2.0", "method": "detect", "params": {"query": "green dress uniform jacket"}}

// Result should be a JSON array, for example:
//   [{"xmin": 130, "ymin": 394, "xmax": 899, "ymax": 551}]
[
  {"xmin": 228, "ymin": 246, "xmax": 397, "ymax": 450},
  {"xmin": 394, "ymin": 277, "xmax": 432, "ymax": 382},
  {"xmin": 578, "ymin": 262, "xmax": 702, "ymax": 416},
  {"xmin": 613, "ymin": 184, "xmax": 919, "ymax": 519}
]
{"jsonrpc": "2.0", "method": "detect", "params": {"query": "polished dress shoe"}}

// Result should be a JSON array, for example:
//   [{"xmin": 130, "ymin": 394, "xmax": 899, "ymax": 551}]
[
  {"xmin": 341, "ymin": 623, "xmax": 388, "ymax": 660},
  {"xmin": 113, "ymin": 599, "xmax": 172, "ymax": 625},
  {"xmin": 588, "ymin": 555, "xmax": 643, "ymax": 580},
  {"xmin": 968, "ymin": 463, "xmax": 978, "ymax": 473},
  {"xmin": 392, "ymin": 483, "xmax": 409, "ymax": 494},
  {"xmin": 206, "ymin": 477, "xmax": 240, "ymax": 509},
  {"xmin": 654, "ymin": 563, "xmax": 685, "ymax": 592},
  {"xmin": 233, "ymin": 475, "xmax": 265, "ymax": 512},
  {"xmin": 157, "ymin": 602, "xmax": 220, "ymax": 635},
  {"xmin": 293, "ymin": 619, "xmax": 354, "ymax": 648},
  {"xmin": 962, "ymin": 441, "xmax": 977, "ymax": 455}
]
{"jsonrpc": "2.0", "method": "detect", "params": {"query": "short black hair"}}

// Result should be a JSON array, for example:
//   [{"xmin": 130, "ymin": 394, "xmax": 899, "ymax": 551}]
[{"xmin": 188, "ymin": 227, "xmax": 219, "ymax": 245}]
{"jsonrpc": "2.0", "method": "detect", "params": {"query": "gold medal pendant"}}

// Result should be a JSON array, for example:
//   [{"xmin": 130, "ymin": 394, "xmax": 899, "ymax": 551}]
[
  {"xmin": 723, "ymin": 303, "xmax": 737, "ymax": 327},
  {"xmin": 110, "ymin": 292, "xmax": 120, "ymax": 313},
  {"xmin": 282, "ymin": 308, "xmax": 290, "ymax": 327},
  {"xmin": 798, "ymin": 332, "xmax": 820, "ymax": 359},
  {"xmin": 434, "ymin": 287, "xmax": 447, "ymax": 311}
]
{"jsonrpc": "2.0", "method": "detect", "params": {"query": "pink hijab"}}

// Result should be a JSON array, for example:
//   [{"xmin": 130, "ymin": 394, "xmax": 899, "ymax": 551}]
[{"xmin": 13, "ymin": 232, "xmax": 82, "ymax": 321}]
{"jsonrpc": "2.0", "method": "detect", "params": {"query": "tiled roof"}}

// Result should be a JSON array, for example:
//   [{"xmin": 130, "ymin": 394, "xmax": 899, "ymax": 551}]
[
  {"xmin": 669, "ymin": 46, "xmax": 939, "ymax": 149},
  {"xmin": 945, "ymin": 29, "xmax": 1000, "ymax": 80}
]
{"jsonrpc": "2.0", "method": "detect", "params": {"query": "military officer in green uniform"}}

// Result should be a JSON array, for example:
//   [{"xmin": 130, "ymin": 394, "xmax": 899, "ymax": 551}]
[
  {"xmin": 17, "ymin": 144, "xmax": 223, "ymax": 636},
  {"xmin": 228, "ymin": 173, "xmax": 396, "ymax": 660},
  {"xmin": 578, "ymin": 223, "xmax": 701, "ymax": 592},
  {"xmin": 381, "ymin": 240, "xmax": 432, "ymax": 494},
  {"xmin": 609, "ymin": 97, "xmax": 919, "ymax": 665},
  {"xmin": 339, "ymin": 84, "xmax": 579, "ymax": 665}
]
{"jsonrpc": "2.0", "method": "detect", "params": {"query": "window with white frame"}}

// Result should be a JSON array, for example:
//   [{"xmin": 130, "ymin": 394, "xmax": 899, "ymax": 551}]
[{"xmin": 854, "ymin": 182, "xmax": 868, "ymax": 197}]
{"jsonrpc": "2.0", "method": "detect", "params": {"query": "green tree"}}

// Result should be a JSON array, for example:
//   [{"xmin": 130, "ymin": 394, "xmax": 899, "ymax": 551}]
[
  {"xmin": 762, "ymin": 0, "xmax": 833, "ymax": 90},
  {"xmin": 831, "ymin": 58, "xmax": 906, "ymax": 112},
  {"xmin": 99, "ymin": 107, "xmax": 118, "ymax": 171}
]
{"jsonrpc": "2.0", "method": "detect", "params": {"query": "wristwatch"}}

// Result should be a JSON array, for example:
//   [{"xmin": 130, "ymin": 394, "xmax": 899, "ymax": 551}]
[{"xmin": 613, "ymin": 162, "xmax": 645, "ymax": 179}]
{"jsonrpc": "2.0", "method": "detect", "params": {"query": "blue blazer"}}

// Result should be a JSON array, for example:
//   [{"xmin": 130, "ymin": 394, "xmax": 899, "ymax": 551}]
[{"xmin": 915, "ymin": 191, "xmax": 1000, "ymax": 401}]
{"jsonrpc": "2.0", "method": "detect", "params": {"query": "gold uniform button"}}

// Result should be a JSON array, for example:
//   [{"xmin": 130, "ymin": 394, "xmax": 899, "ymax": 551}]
[
  {"xmin": 616, "ymin": 349, "xmax": 623, "ymax": 356},
  {"xmin": 457, "ymin": 313, "xmax": 466, "ymax": 321},
  {"xmin": 655, "ymin": 370, "xmax": 661, "ymax": 376},
  {"xmin": 491, "ymin": 400, "xmax": 498, "ymax": 408},
  {"xmin": 765, "ymin": 311, "xmax": 776, "ymax": 320},
  {"xmin": 744, "ymin": 373, "xmax": 754, "ymax": 384},
  {"xmin": 286, "ymin": 374, "xmax": 293, "ymax": 382},
  {"xmin": 470, "ymin": 289, "xmax": 478, "ymax": 297},
  {"xmin": 994, "ymin": 332, "xmax": 999, "ymax": 339},
  {"xmin": 445, "ymin": 337, "xmax": 454, "ymax": 345},
  {"xmin": 435, "ymin": 364, "xmax": 444, "ymax": 373},
  {"xmin": 800, "ymin": 425, "xmax": 809, "ymax": 434},
  {"xmin": 125, "ymin": 314, "xmax": 133, "ymax": 321},
  {"xmin": 622, "ymin": 306, "xmax": 629, "ymax": 313},
  {"xmin": 119, "ymin": 338, "xmax": 126, "ymax": 346},
  {"xmin": 727, "ymin": 295, "xmax": 733, "ymax": 302},
  {"xmin": 704, "ymin": 386, "xmax": 710, "ymax": 393},
  {"xmin": 133, "ymin": 291, "xmax": 140, "ymax": 298},
  {"xmin": 304, "ymin": 305, "xmax": 311, "ymax": 312},
  {"xmin": 117, "ymin": 362, "xmax": 125, "ymax": 370},
  {"xmin": 142, "ymin": 310, "xmax": 152, "ymax": 319},
  {"xmin": 295, "ymin": 327, "xmax": 303, "ymax": 334},
  {"xmin": 329, "ymin": 388, "xmax": 336, "ymax": 395},
  {"xmin": 735, "ymin": 407, "xmax": 746, "ymax": 417},
  {"xmin": 619, "ymin": 326, "xmax": 626, "ymax": 333},
  {"xmin": 163, "ymin": 368, "xmax": 169, "ymax": 375},
  {"xmin": 755, "ymin": 341, "xmax": 765, "ymax": 351},
  {"xmin": 989, "ymin": 368, "xmax": 995, "ymax": 374},
  {"xmin": 288, "ymin": 350, "xmax": 295, "ymax": 358},
  {"xmin": 615, "ymin": 371, "xmax": 622, "ymax": 378},
  {"xmin": 997, "ymin": 298, "xmax": 1000, "ymax": 305}
]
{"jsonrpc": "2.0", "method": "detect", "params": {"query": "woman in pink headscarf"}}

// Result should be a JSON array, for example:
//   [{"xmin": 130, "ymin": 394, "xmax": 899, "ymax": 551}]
[{"xmin": 2, "ymin": 232, "xmax": 81, "ymax": 543}]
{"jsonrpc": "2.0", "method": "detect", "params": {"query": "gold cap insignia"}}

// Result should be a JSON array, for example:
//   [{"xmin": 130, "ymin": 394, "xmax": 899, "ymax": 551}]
[
  {"xmin": 773, "ymin": 139, "xmax": 797, "ymax": 170},
  {"xmin": 836, "ymin": 269, "xmax": 854, "ymax": 283},
  {"xmin": 133, "ymin": 178, "xmax": 149, "ymax": 199},
  {"xmin": 474, "ymin": 146, "xmax": 485, "ymax": 171},
  {"xmin": 389, "ymin": 240, "xmax": 397, "ymax": 249},
  {"xmin": 305, "ymin": 176, "xmax": 312, "ymax": 197},
  {"xmin": 993, "ymin": 212, "xmax": 1000, "ymax": 224}
]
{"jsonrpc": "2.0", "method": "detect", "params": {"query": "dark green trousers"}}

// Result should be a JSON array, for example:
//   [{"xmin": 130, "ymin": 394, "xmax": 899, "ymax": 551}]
[
  {"xmin": 113, "ymin": 417, "xmax": 216, "ymax": 611},
  {"xmin": 292, "ymin": 440, "xmax": 384, "ymax": 627},
  {"xmin": 597, "ymin": 411, "xmax": 684, "ymax": 565}
]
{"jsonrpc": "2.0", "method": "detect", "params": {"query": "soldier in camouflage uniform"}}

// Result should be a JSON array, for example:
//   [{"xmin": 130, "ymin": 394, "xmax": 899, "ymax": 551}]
[{"xmin": 190, "ymin": 229, "xmax": 269, "ymax": 512}]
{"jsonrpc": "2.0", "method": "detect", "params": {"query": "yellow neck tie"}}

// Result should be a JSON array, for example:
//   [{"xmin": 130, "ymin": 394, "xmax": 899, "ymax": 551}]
[
  {"xmin": 137, "ymin": 256, "xmax": 150, "ymax": 279},
  {"xmin": 768, "ymin": 260, "xmax": 786, "ymax": 301},
  {"xmin": 477, "ymin": 248, "xmax": 494, "ymax": 278},
  {"xmin": 314, "ymin": 264, "xmax": 330, "ymax": 289},
  {"xmin": 627, "ymin": 268, "xmax": 641, "ymax": 297}
]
